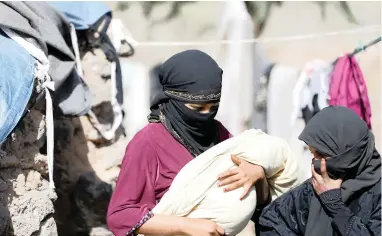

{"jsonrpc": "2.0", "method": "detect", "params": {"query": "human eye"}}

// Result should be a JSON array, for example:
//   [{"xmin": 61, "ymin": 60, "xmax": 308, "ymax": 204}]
[
  {"xmin": 193, "ymin": 106, "xmax": 203, "ymax": 112},
  {"xmin": 210, "ymin": 105, "xmax": 219, "ymax": 112}
]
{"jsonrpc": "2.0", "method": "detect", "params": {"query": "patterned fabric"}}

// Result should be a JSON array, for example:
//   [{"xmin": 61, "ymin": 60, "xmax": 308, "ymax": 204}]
[
  {"xmin": 126, "ymin": 211, "xmax": 154, "ymax": 236},
  {"xmin": 258, "ymin": 179, "xmax": 381, "ymax": 236},
  {"xmin": 164, "ymin": 90, "xmax": 221, "ymax": 102}
]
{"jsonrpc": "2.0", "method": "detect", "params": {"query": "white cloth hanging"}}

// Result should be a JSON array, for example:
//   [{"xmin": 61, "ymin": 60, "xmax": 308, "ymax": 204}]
[
  {"xmin": 215, "ymin": 1, "xmax": 269, "ymax": 135},
  {"xmin": 291, "ymin": 60, "xmax": 331, "ymax": 126},
  {"xmin": 120, "ymin": 61, "xmax": 150, "ymax": 142},
  {"xmin": 151, "ymin": 129, "xmax": 305, "ymax": 236},
  {"xmin": 266, "ymin": 64, "xmax": 312, "ymax": 180},
  {"xmin": 1, "ymin": 26, "xmax": 56, "ymax": 188}
]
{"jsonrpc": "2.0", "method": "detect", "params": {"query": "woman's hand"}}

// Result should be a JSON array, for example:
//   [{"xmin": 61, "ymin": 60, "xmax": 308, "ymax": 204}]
[
  {"xmin": 218, "ymin": 155, "xmax": 265, "ymax": 200},
  {"xmin": 183, "ymin": 218, "xmax": 225, "ymax": 236},
  {"xmin": 312, "ymin": 159, "xmax": 342, "ymax": 195}
]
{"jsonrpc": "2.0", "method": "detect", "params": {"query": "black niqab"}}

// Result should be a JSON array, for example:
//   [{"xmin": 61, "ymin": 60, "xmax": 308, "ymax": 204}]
[
  {"xmin": 148, "ymin": 50, "xmax": 223, "ymax": 156},
  {"xmin": 299, "ymin": 106, "xmax": 381, "ymax": 236}
]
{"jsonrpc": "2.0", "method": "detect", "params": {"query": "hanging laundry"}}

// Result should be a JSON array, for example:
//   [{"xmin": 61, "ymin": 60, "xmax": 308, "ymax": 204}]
[
  {"xmin": 251, "ymin": 45, "xmax": 271, "ymax": 132},
  {"xmin": 121, "ymin": 61, "xmax": 150, "ymax": 142},
  {"xmin": 267, "ymin": 64, "xmax": 301, "ymax": 142},
  {"xmin": 253, "ymin": 63, "xmax": 275, "ymax": 134},
  {"xmin": 215, "ymin": 1, "xmax": 270, "ymax": 136},
  {"xmin": 265, "ymin": 64, "xmax": 312, "ymax": 179},
  {"xmin": 291, "ymin": 60, "xmax": 332, "ymax": 126},
  {"xmin": 329, "ymin": 55, "xmax": 372, "ymax": 129}
]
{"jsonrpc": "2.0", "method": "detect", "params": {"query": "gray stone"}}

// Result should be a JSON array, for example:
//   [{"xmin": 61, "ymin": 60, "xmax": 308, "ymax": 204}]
[
  {"xmin": 38, "ymin": 217, "xmax": 58, "ymax": 236},
  {"xmin": 89, "ymin": 226, "xmax": 114, "ymax": 236},
  {"xmin": 10, "ymin": 191, "xmax": 56, "ymax": 236},
  {"xmin": 0, "ymin": 179, "xmax": 9, "ymax": 192},
  {"xmin": 0, "ymin": 203, "xmax": 10, "ymax": 235}
]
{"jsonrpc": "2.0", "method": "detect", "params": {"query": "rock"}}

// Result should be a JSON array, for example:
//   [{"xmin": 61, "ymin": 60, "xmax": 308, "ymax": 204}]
[
  {"xmin": 10, "ymin": 191, "xmax": 56, "ymax": 236},
  {"xmin": 0, "ymin": 154, "xmax": 20, "ymax": 168},
  {"xmin": 38, "ymin": 217, "xmax": 58, "ymax": 236},
  {"xmin": 89, "ymin": 226, "xmax": 114, "ymax": 236},
  {"xmin": 11, "ymin": 215, "xmax": 40, "ymax": 236},
  {"xmin": 25, "ymin": 171, "xmax": 43, "ymax": 191},
  {"xmin": 33, "ymin": 153, "xmax": 49, "ymax": 176},
  {"xmin": 13, "ymin": 172, "xmax": 26, "ymax": 195},
  {"xmin": 0, "ymin": 108, "xmax": 58, "ymax": 236},
  {"xmin": 0, "ymin": 179, "xmax": 8, "ymax": 192},
  {"xmin": 0, "ymin": 203, "xmax": 10, "ymax": 235}
]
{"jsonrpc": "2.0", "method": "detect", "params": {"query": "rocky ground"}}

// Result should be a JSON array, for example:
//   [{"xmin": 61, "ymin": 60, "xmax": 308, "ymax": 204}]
[{"xmin": 0, "ymin": 110, "xmax": 57, "ymax": 236}]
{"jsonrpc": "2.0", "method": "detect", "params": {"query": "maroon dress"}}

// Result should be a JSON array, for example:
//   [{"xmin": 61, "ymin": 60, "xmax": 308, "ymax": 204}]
[{"xmin": 107, "ymin": 122, "xmax": 231, "ymax": 236}]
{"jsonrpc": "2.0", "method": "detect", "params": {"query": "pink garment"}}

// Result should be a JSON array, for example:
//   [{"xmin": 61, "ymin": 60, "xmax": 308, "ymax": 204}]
[
  {"xmin": 329, "ymin": 55, "xmax": 372, "ymax": 129},
  {"xmin": 107, "ymin": 122, "xmax": 231, "ymax": 236}
]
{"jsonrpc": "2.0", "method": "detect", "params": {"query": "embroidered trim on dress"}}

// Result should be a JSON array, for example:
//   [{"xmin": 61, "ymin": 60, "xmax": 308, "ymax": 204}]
[
  {"xmin": 164, "ymin": 90, "xmax": 221, "ymax": 102},
  {"xmin": 126, "ymin": 211, "xmax": 154, "ymax": 236},
  {"xmin": 147, "ymin": 116, "xmax": 160, "ymax": 123}
]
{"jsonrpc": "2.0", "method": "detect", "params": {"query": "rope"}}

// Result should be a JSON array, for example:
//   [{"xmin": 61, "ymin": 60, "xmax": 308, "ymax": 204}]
[
  {"xmin": 130, "ymin": 25, "xmax": 380, "ymax": 47},
  {"xmin": 70, "ymin": 24, "xmax": 84, "ymax": 78},
  {"xmin": 1, "ymin": 26, "xmax": 56, "ymax": 189}
]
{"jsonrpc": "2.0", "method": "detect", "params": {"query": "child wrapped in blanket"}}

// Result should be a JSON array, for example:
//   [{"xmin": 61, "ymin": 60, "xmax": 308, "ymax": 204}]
[{"xmin": 151, "ymin": 129, "xmax": 305, "ymax": 236}]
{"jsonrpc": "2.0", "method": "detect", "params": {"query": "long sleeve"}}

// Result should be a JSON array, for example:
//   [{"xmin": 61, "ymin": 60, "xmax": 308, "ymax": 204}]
[
  {"xmin": 258, "ymin": 180, "xmax": 313, "ymax": 236},
  {"xmin": 253, "ymin": 193, "xmax": 273, "ymax": 235},
  {"xmin": 107, "ymin": 131, "xmax": 158, "ymax": 236},
  {"xmin": 252, "ymin": 176, "xmax": 272, "ymax": 223},
  {"xmin": 319, "ymin": 188, "xmax": 381, "ymax": 236}
]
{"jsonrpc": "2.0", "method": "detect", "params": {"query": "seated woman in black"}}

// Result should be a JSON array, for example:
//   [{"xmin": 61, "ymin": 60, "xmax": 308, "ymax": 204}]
[{"xmin": 257, "ymin": 106, "xmax": 381, "ymax": 236}]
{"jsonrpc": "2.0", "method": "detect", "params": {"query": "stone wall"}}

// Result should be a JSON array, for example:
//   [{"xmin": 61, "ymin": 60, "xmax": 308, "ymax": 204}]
[
  {"xmin": 0, "ymin": 107, "xmax": 121, "ymax": 236},
  {"xmin": 0, "ymin": 110, "xmax": 57, "ymax": 236}
]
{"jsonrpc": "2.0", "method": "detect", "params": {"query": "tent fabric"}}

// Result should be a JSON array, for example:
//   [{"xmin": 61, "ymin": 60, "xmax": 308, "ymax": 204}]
[
  {"xmin": 0, "ymin": 1, "xmax": 75, "ymax": 88},
  {"xmin": 1, "ymin": 26, "xmax": 56, "ymax": 188},
  {"xmin": 152, "ymin": 129, "xmax": 305, "ymax": 236},
  {"xmin": 0, "ymin": 30, "xmax": 35, "ymax": 144},
  {"xmin": 48, "ymin": 1, "xmax": 111, "ymax": 30},
  {"xmin": 0, "ymin": 1, "xmax": 92, "ymax": 116}
]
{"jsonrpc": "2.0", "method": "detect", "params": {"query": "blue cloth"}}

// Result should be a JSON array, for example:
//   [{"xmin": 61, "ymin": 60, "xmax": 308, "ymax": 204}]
[
  {"xmin": 48, "ymin": 1, "xmax": 111, "ymax": 30},
  {"xmin": 0, "ymin": 31, "xmax": 35, "ymax": 144}
]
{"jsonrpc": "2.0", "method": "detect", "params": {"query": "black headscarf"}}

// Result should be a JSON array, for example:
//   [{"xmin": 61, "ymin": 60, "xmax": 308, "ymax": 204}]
[
  {"xmin": 299, "ymin": 106, "xmax": 381, "ymax": 236},
  {"xmin": 148, "ymin": 50, "xmax": 223, "ymax": 157}
]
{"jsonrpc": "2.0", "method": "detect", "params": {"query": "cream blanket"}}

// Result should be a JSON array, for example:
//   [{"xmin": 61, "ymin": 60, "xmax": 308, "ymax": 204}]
[{"xmin": 152, "ymin": 129, "xmax": 304, "ymax": 236}]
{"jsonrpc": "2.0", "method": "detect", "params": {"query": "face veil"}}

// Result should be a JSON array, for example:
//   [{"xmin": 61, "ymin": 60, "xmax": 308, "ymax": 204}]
[
  {"xmin": 148, "ymin": 50, "xmax": 223, "ymax": 156},
  {"xmin": 299, "ymin": 106, "xmax": 381, "ymax": 236}
]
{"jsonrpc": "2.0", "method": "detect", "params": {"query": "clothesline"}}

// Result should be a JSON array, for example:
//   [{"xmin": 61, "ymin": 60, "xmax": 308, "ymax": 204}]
[
  {"xmin": 129, "ymin": 25, "xmax": 381, "ymax": 47},
  {"xmin": 332, "ymin": 36, "xmax": 382, "ymax": 65}
]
